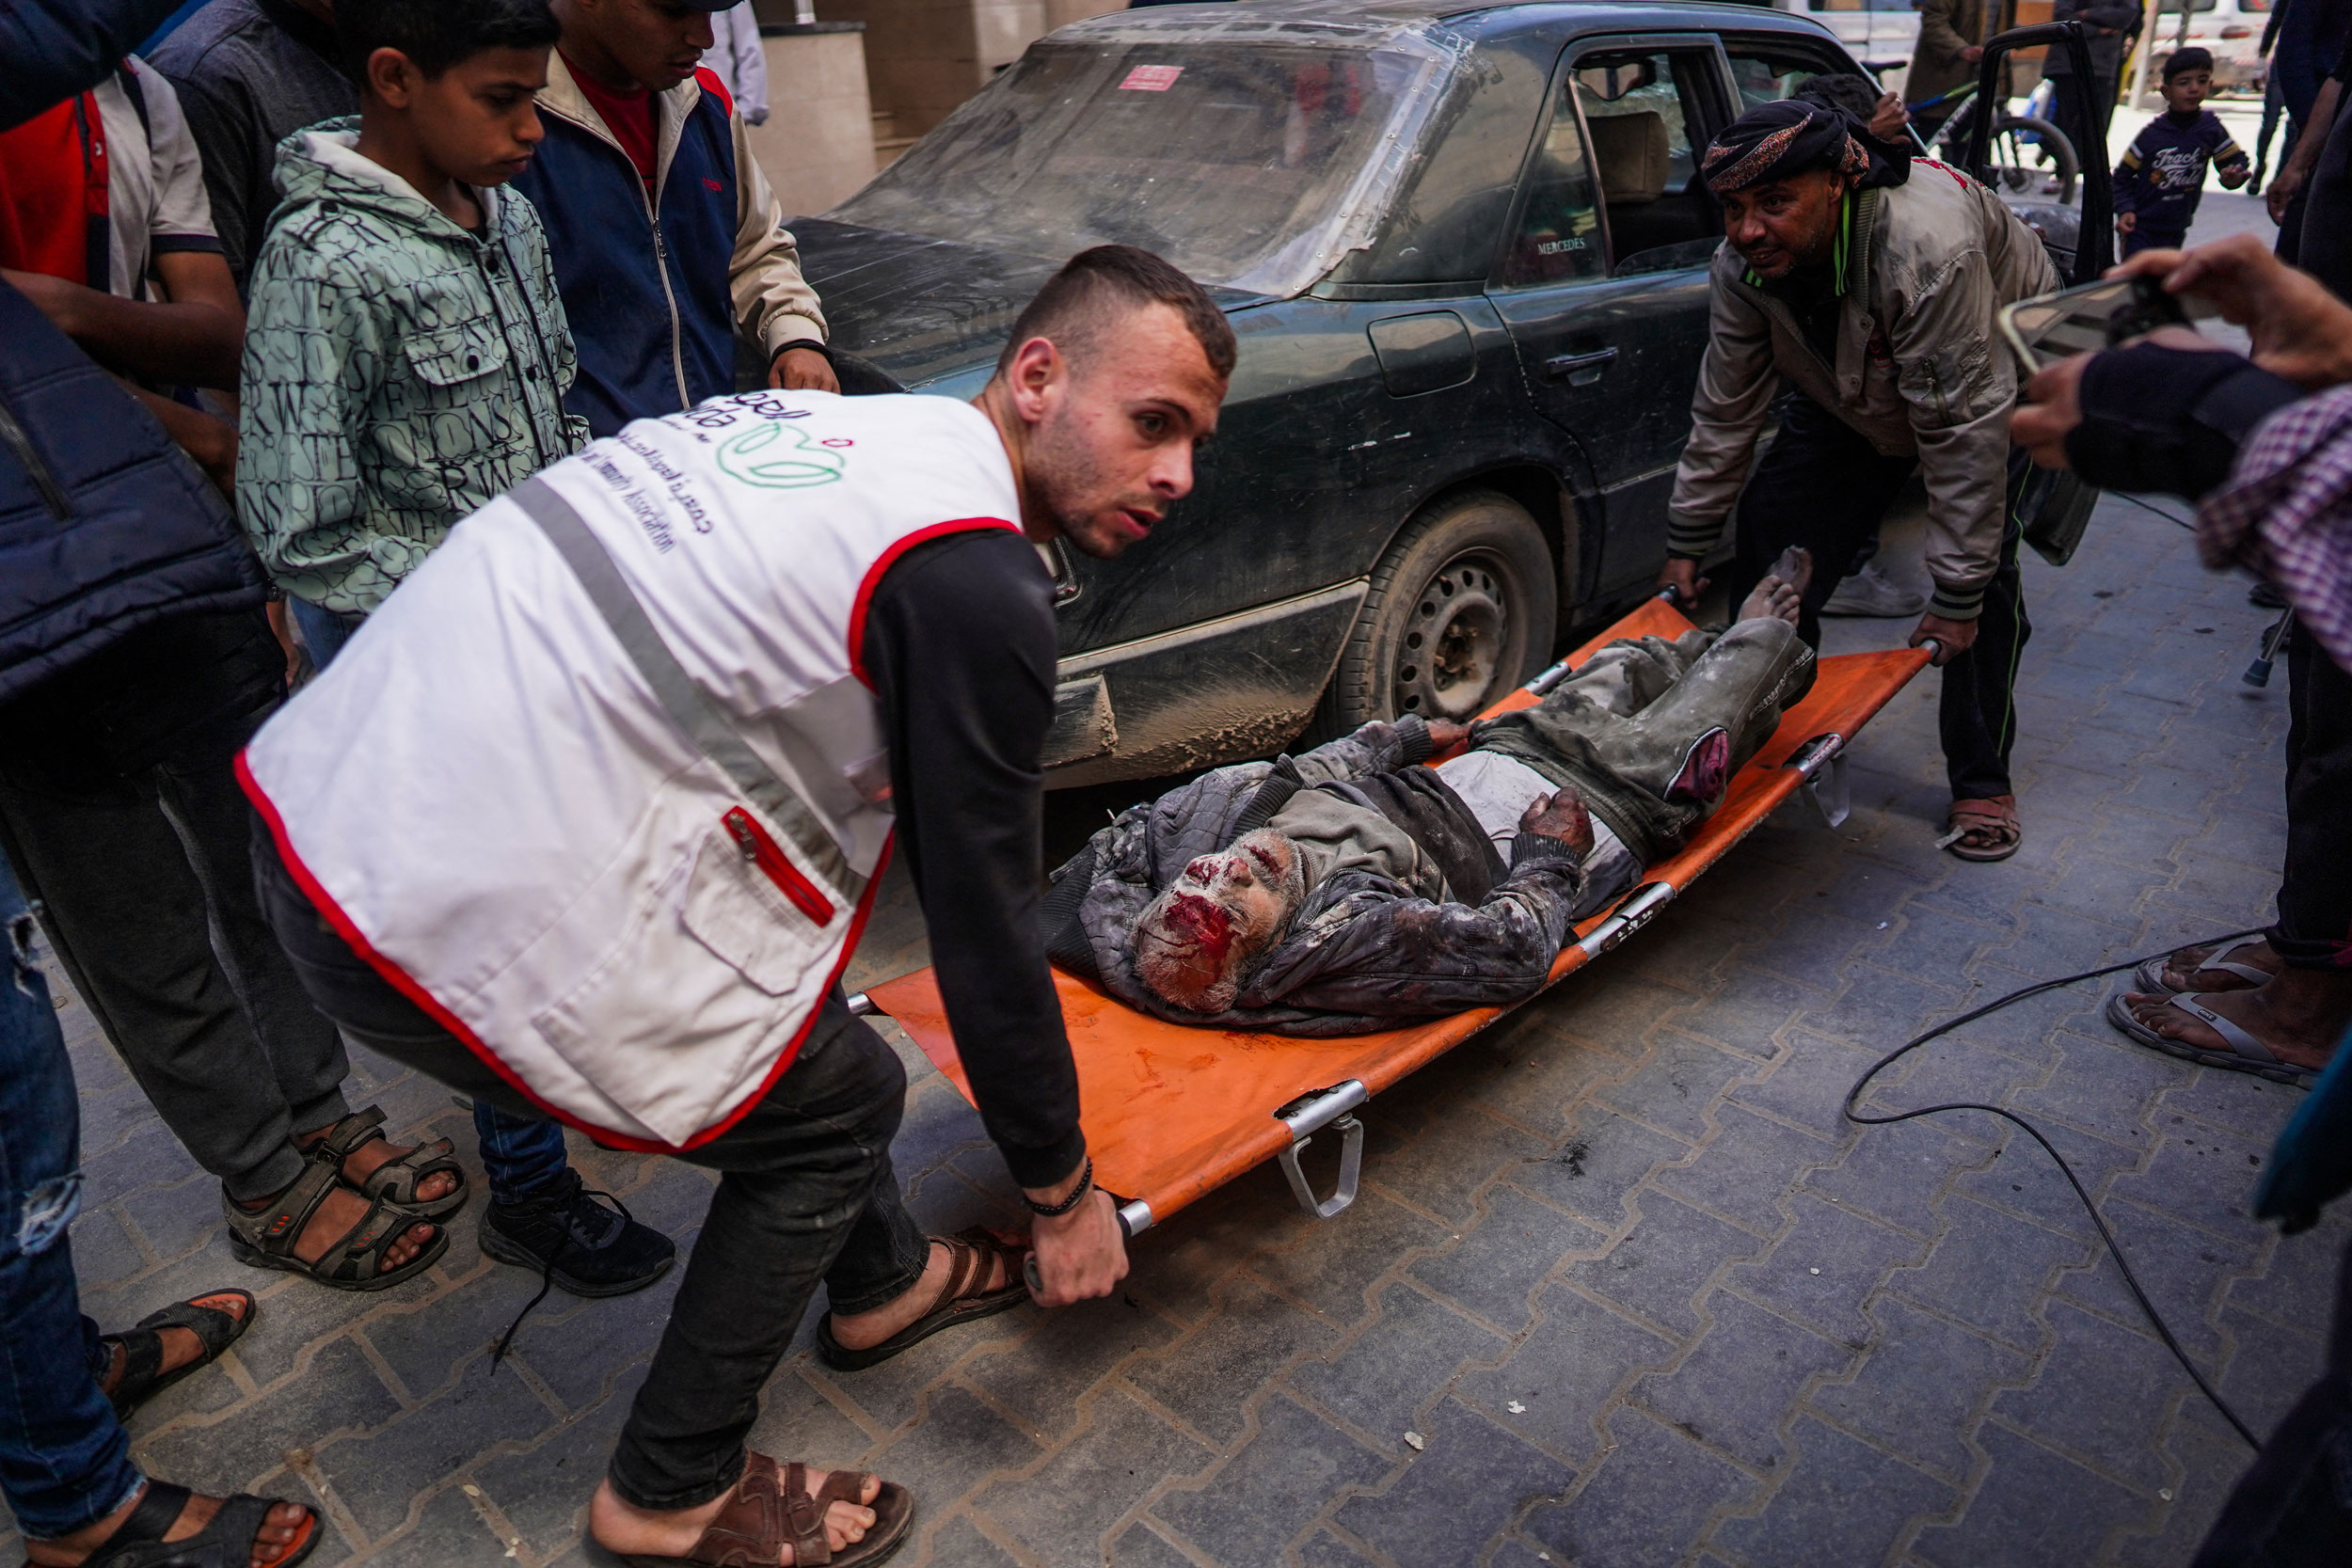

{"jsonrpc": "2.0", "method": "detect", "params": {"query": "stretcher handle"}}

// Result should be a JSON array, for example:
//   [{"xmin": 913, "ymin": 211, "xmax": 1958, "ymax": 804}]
[{"xmin": 1020, "ymin": 1196, "xmax": 1152, "ymax": 1297}]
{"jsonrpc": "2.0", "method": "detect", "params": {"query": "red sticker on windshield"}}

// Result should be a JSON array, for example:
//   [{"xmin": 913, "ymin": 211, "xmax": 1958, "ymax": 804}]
[{"xmin": 1120, "ymin": 65, "xmax": 1183, "ymax": 91}]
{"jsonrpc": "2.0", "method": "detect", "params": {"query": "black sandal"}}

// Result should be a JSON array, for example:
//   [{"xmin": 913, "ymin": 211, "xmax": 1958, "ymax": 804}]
[
  {"xmin": 815, "ymin": 1228, "xmax": 1029, "ymax": 1372},
  {"xmin": 303, "ymin": 1106, "xmax": 468, "ymax": 1219},
  {"xmin": 55, "ymin": 1479, "xmax": 320, "ymax": 1568},
  {"xmin": 222, "ymin": 1159, "xmax": 446, "ymax": 1292},
  {"xmin": 99, "ymin": 1289, "xmax": 255, "ymax": 1417}
]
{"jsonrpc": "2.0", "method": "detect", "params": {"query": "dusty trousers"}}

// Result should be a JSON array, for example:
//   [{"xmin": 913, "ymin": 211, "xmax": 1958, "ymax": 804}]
[{"xmin": 1723, "ymin": 393, "xmax": 2032, "ymax": 804}]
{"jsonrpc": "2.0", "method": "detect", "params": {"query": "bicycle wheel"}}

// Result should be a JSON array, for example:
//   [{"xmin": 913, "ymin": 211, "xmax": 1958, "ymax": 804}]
[{"xmin": 1990, "ymin": 114, "xmax": 2077, "ymax": 203}]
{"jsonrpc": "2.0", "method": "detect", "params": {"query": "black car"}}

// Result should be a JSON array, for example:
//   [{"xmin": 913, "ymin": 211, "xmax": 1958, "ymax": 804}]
[{"xmin": 797, "ymin": 0, "xmax": 2012, "ymax": 784}]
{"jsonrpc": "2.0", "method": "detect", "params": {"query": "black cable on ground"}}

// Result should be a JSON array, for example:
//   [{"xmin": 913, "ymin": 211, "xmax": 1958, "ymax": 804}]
[
  {"xmin": 2109, "ymin": 491, "xmax": 2199, "ymax": 531},
  {"xmin": 1842, "ymin": 927, "xmax": 2274, "ymax": 1450}
]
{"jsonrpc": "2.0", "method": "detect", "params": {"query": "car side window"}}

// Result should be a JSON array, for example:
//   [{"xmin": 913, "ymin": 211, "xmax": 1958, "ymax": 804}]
[
  {"xmin": 1497, "ymin": 82, "xmax": 1607, "ymax": 288},
  {"xmin": 1725, "ymin": 46, "xmax": 1834, "ymax": 113},
  {"xmin": 1573, "ymin": 49, "xmax": 1723, "ymax": 276}
]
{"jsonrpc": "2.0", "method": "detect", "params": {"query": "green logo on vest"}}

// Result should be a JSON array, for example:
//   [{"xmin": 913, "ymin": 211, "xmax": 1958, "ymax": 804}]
[{"xmin": 715, "ymin": 421, "xmax": 847, "ymax": 489}]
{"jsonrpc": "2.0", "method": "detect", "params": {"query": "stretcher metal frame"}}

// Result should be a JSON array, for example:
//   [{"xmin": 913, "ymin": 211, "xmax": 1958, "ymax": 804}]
[{"xmin": 849, "ymin": 598, "xmax": 1934, "ymax": 1241}]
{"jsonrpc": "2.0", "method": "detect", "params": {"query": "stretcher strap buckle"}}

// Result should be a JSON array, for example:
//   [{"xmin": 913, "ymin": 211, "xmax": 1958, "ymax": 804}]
[{"xmin": 1276, "ymin": 1080, "xmax": 1369, "ymax": 1221}]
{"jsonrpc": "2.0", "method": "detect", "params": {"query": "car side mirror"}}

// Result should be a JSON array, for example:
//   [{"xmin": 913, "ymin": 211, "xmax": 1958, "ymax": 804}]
[{"xmin": 1963, "ymin": 20, "xmax": 2116, "ymax": 284}]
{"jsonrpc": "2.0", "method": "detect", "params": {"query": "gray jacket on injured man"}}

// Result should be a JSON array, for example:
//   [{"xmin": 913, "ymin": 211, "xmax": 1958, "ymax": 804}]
[{"xmin": 1042, "ymin": 618, "xmax": 1817, "ymax": 1036}]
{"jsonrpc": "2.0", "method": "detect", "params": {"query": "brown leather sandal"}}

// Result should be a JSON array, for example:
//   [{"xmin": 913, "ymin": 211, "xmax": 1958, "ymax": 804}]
[
  {"xmin": 618, "ymin": 1453, "xmax": 913, "ymax": 1567},
  {"xmin": 1937, "ymin": 795, "xmax": 2022, "ymax": 862},
  {"xmin": 814, "ymin": 1227, "xmax": 1030, "ymax": 1371}
]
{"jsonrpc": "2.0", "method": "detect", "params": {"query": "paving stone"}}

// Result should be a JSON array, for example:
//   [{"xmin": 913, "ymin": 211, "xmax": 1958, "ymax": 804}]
[
  {"xmin": 137, "ymin": 1336, "xmax": 402, "ymax": 1496},
  {"xmin": 1911, "ymin": 1420, "xmax": 2157, "ymax": 1567},
  {"xmin": 1807, "ymin": 1295, "xmax": 2031, "ymax": 1482},
  {"xmin": 1713, "ymin": 1414, "xmax": 1953, "ymax": 1567},
  {"xmin": 1727, "ymin": 1031, "xmax": 1884, "ymax": 1140},
  {"xmin": 357, "ymin": 1479, "xmax": 512, "ymax": 1567},
  {"xmin": 470, "ymin": 1402, "xmax": 630, "ymax": 1559},
  {"xmin": 1108, "ymin": 1519, "xmax": 1205, "ymax": 1568},
  {"xmin": 807, "ymin": 1295, "xmax": 1028, "ymax": 1433},
  {"xmin": 1804, "ymin": 1119, "xmax": 1986, "ymax": 1241},
  {"xmin": 914, "ymin": 1513, "xmax": 1024, "ymax": 1568},
  {"xmin": 1565, "ymin": 1193, "xmax": 1765, "ymax": 1338},
  {"xmin": 1120, "ymin": 1173, "xmax": 1288, "ymax": 1326},
  {"xmin": 1335, "ymin": 1397, "xmax": 1570, "ymax": 1567},
  {"xmin": 1511, "ymin": 1104, "xmax": 1692, "ymax": 1230},
  {"xmin": 1290, "ymin": 1282, "xmax": 1508, "ymax": 1439},
  {"xmin": 1885, "ymin": 1196, "xmax": 2093, "ymax": 1351},
  {"xmin": 1455, "ymin": 1285, "xmax": 1678, "ymax": 1467},
  {"xmin": 977, "ymin": 1388, "xmax": 1210, "ymax": 1563},
  {"xmin": 1535, "ymin": 972, "xmax": 1708, "ymax": 1061},
  {"xmin": 1660, "ymin": 968, "xmax": 1828, "ymax": 1063},
  {"xmin": 508, "ymin": 1269, "xmax": 684, "ymax": 1414},
  {"xmin": 2113, "ymin": 1404, "xmax": 2254, "ymax": 1568},
  {"xmin": 1358, "ymin": 1102, "xmax": 1549, "ymax": 1225},
  {"xmin": 1649, "ymin": 1103, "xmax": 1838, "ymax": 1239},
  {"xmin": 2009, "ymin": 1029, "xmax": 2189, "ymax": 1144},
  {"xmin": 2107, "ymin": 1117, "xmax": 2279, "ymax": 1243},
  {"xmin": 1727, "ymin": 1193, "xmax": 1926, "ymax": 1347},
  {"xmin": 962, "ymin": 1290, "xmax": 1179, "ymax": 1440},
  {"xmin": 66, "ymin": 1204, "xmax": 150, "ymax": 1289},
  {"xmin": 2055, "ymin": 1198, "xmax": 2265, "ymax": 1368},
  {"xmin": 1124, "ymin": 1273, "xmax": 1337, "ymax": 1444},
  {"xmin": 1633, "ymin": 1291, "xmax": 1857, "ymax": 1471},
  {"xmin": 1596, "ymin": 1032, "xmax": 1757, "ymax": 1143},
  {"xmin": 1524, "ymin": 1408, "xmax": 1759, "ymax": 1568},
  {"xmin": 1149, "ymin": 1393, "xmax": 1391, "ymax": 1568},
  {"xmin": 1248, "ymin": 1187, "xmax": 1453, "ymax": 1326},
  {"xmin": 116, "ymin": 1171, "xmax": 225, "ymax": 1263},
  {"xmin": 1727, "ymin": 911, "xmax": 1878, "ymax": 993},
  {"xmin": 1994, "ymin": 1298, "xmax": 2210, "ymax": 1493},
  {"xmin": 363, "ymin": 1264, "xmax": 548, "ymax": 1398},
  {"xmin": 866, "ymin": 1384, "xmax": 1040, "ymax": 1513},
  {"xmin": 1408, "ymin": 1183, "xmax": 1606, "ymax": 1333},
  {"xmin": 311, "ymin": 1359, "xmax": 563, "ymax": 1539},
  {"xmin": 2210, "ymin": 1302, "xmax": 2333, "ymax": 1437}
]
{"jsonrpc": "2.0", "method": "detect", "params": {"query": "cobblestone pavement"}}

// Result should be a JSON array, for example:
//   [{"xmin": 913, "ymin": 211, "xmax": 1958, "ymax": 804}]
[{"xmin": 8, "ymin": 488, "xmax": 2340, "ymax": 1568}]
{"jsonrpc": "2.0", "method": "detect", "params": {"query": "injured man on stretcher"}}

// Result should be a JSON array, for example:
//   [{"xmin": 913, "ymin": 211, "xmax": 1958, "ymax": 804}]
[{"xmin": 1038, "ymin": 552, "xmax": 1819, "ymax": 1036}]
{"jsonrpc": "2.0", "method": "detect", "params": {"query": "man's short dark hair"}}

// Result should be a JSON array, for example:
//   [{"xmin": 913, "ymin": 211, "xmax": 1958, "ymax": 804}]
[
  {"xmin": 1792, "ymin": 73, "xmax": 1881, "ymax": 125},
  {"xmin": 340, "ymin": 0, "xmax": 561, "ymax": 83},
  {"xmin": 996, "ymin": 245, "xmax": 1238, "ymax": 383},
  {"xmin": 2162, "ymin": 46, "xmax": 2217, "ymax": 82}
]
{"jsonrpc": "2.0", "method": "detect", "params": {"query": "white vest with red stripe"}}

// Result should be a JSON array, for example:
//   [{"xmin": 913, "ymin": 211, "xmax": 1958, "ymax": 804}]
[{"xmin": 240, "ymin": 390, "xmax": 1022, "ymax": 1149}]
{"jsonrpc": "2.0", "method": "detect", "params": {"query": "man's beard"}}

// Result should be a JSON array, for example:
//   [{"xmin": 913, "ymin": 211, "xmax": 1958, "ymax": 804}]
[{"xmin": 1027, "ymin": 409, "xmax": 1152, "ymax": 561}]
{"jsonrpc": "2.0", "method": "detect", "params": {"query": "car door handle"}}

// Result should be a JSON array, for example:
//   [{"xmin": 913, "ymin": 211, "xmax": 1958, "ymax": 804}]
[{"xmin": 1545, "ymin": 347, "xmax": 1618, "ymax": 385}]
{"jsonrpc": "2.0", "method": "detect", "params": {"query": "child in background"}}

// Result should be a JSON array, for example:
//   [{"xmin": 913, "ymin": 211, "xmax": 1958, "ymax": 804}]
[
  {"xmin": 2115, "ymin": 47, "xmax": 2251, "ymax": 256},
  {"xmin": 237, "ymin": 0, "xmax": 673, "ymax": 1301}
]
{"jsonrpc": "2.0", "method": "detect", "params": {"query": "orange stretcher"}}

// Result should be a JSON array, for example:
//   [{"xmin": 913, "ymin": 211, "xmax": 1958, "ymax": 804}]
[{"xmin": 850, "ymin": 597, "xmax": 1932, "ymax": 1240}]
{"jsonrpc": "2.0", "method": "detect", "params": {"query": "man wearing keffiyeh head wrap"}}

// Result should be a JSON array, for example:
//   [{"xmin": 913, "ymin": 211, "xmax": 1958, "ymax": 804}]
[{"xmin": 1658, "ymin": 93, "xmax": 2058, "ymax": 862}]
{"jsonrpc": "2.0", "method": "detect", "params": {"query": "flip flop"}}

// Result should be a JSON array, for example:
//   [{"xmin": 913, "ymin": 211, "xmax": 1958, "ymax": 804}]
[
  {"xmin": 2133, "ymin": 935, "xmax": 2275, "ymax": 996},
  {"xmin": 815, "ymin": 1228, "xmax": 1029, "ymax": 1372},
  {"xmin": 1935, "ymin": 796, "xmax": 2021, "ymax": 862},
  {"xmin": 2105, "ymin": 990, "xmax": 2319, "ymax": 1088}
]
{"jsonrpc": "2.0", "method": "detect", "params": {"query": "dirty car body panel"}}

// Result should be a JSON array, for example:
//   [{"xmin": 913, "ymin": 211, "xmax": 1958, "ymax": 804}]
[{"xmin": 796, "ymin": 0, "xmax": 1889, "ymax": 785}]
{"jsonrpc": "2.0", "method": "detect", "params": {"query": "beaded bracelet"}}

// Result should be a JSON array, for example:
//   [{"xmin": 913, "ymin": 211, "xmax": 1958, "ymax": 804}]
[{"xmin": 1024, "ymin": 1157, "xmax": 1094, "ymax": 1217}]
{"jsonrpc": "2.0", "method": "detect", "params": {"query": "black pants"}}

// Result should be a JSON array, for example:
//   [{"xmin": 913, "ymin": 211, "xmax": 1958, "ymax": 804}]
[
  {"xmin": 2276, "ymin": 619, "xmax": 2352, "ymax": 970},
  {"xmin": 250, "ymin": 830, "xmax": 931, "ymax": 1511},
  {"xmin": 0, "ymin": 612, "xmax": 349, "ymax": 1201},
  {"xmin": 1723, "ymin": 394, "xmax": 2031, "ymax": 802}
]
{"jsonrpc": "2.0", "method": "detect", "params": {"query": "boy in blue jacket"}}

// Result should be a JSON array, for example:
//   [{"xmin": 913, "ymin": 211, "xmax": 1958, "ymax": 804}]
[{"xmin": 2116, "ymin": 47, "xmax": 2251, "ymax": 256}]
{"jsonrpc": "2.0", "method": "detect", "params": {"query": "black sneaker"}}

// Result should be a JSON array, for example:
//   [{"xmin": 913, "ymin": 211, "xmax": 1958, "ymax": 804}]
[{"xmin": 478, "ymin": 1170, "xmax": 675, "ymax": 1298}]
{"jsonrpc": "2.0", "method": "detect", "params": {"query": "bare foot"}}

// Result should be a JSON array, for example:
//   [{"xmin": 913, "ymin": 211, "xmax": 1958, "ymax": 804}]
[
  {"xmin": 589, "ymin": 1466, "xmax": 878, "ymax": 1562},
  {"xmin": 24, "ymin": 1482, "xmax": 310, "ymax": 1568},
  {"xmin": 826, "ymin": 1233, "xmax": 1024, "ymax": 1354},
  {"xmin": 236, "ymin": 1182, "xmax": 437, "ymax": 1275},
  {"xmin": 295, "ymin": 1122, "xmax": 458, "ymax": 1207},
  {"xmin": 2153, "ymin": 937, "xmax": 2282, "ymax": 994},
  {"xmin": 2119, "ymin": 969, "xmax": 2352, "ymax": 1073},
  {"xmin": 99, "ymin": 1291, "xmax": 249, "ymax": 1401}
]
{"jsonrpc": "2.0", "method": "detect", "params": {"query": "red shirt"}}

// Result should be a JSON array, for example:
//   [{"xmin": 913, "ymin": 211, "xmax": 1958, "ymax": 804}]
[
  {"xmin": 0, "ymin": 94, "xmax": 103, "ymax": 285},
  {"xmin": 564, "ymin": 55, "xmax": 660, "ymax": 202}
]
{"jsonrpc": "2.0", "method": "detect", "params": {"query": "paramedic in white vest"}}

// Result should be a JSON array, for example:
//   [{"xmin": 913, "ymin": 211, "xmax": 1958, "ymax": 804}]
[{"xmin": 241, "ymin": 245, "xmax": 1234, "ymax": 1566}]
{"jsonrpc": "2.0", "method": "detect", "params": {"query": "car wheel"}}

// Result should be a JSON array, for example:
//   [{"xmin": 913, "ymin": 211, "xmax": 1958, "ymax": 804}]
[{"xmin": 1319, "ymin": 489, "xmax": 1558, "ymax": 734}]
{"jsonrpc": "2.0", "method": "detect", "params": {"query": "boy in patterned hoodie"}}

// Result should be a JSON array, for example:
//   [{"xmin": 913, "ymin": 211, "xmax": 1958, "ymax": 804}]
[
  {"xmin": 236, "ymin": 0, "xmax": 674, "ymax": 1301},
  {"xmin": 2115, "ymin": 48, "xmax": 2250, "ymax": 257}
]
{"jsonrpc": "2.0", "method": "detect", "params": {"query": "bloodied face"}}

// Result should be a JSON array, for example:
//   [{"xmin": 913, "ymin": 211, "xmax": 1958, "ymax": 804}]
[{"xmin": 1132, "ymin": 830, "xmax": 1306, "ymax": 1013}]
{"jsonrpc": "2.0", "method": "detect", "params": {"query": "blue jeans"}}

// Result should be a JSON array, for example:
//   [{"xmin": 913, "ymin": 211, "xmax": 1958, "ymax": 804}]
[
  {"xmin": 294, "ymin": 599, "xmax": 572, "ymax": 1206},
  {"xmin": 0, "ymin": 859, "xmax": 142, "ymax": 1539}
]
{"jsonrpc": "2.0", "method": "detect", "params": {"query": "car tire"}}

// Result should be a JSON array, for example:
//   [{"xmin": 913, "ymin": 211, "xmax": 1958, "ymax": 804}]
[{"xmin": 1317, "ymin": 489, "xmax": 1558, "ymax": 735}]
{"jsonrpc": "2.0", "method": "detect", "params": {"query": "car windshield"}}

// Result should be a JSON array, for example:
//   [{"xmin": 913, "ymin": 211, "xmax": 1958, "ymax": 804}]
[{"xmin": 828, "ymin": 13, "xmax": 1466, "ymax": 298}]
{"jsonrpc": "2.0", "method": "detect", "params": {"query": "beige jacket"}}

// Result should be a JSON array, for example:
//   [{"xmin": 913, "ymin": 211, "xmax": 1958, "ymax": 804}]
[
  {"xmin": 1664, "ymin": 170, "xmax": 2057, "ymax": 619},
  {"xmin": 1910, "ymin": 0, "xmax": 2023, "ymax": 108},
  {"xmin": 536, "ymin": 54, "xmax": 825, "ymax": 364}
]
